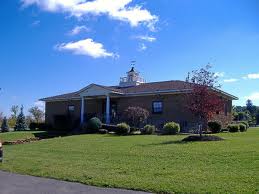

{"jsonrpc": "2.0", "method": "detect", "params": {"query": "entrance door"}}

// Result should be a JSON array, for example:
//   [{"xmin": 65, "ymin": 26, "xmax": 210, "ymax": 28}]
[{"xmin": 102, "ymin": 101, "xmax": 117, "ymax": 123}]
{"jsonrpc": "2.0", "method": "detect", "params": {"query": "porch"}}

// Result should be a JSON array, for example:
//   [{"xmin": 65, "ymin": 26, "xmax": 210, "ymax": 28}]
[{"xmin": 78, "ymin": 84, "xmax": 123, "ymax": 125}]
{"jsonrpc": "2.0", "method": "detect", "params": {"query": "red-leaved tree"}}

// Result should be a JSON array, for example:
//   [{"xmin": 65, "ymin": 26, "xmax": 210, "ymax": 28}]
[{"xmin": 185, "ymin": 64, "xmax": 224, "ymax": 136}]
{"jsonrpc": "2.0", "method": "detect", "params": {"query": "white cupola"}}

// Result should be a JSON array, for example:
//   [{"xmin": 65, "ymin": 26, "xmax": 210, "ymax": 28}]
[{"xmin": 119, "ymin": 66, "xmax": 145, "ymax": 87}]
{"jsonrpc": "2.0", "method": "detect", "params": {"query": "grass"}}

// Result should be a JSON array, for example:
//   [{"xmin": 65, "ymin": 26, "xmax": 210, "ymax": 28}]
[
  {"xmin": 0, "ymin": 128, "xmax": 259, "ymax": 193},
  {"xmin": 0, "ymin": 131, "xmax": 42, "ymax": 142}
]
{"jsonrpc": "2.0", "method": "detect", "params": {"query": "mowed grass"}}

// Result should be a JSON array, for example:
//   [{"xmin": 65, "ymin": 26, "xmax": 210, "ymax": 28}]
[
  {"xmin": 0, "ymin": 128, "xmax": 259, "ymax": 193},
  {"xmin": 0, "ymin": 131, "xmax": 41, "ymax": 142}
]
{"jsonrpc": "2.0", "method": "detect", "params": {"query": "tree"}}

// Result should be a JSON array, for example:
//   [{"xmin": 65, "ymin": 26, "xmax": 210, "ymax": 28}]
[
  {"xmin": 123, "ymin": 106, "xmax": 150, "ymax": 128},
  {"xmin": 0, "ymin": 112, "xmax": 3, "ymax": 124},
  {"xmin": 246, "ymin": 99, "xmax": 256, "ymax": 116},
  {"xmin": 185, "ymin": 64, "xmax": 224, "ymax": 136},
  {"xmin": 14, "ymin": 106, "xmax": 27, "ymax": 131},
  {"xmin": 10, "ymin": 105, "xmax": 19, "ymax": 119},
  {"xmin": 256, "ymin": 110, "xmax": 259, "ymax": 125},
  {"xmin": 28, "ymin": 106, "xmax": 44, "ymax": 123},
  {"xmin": 1, "ymin": 117, "xmax": 9, "ymax": 132}
]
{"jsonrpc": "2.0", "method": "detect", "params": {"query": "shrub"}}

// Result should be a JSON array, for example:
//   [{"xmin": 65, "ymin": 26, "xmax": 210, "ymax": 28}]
[
  {"xmin": 141, "ymin": 125, "xmax": 156, "ymax": 135},
  {"xmin": 237, "ymin": 121, "xmax": 249, "ymax": 130},
  {"xmin": 123, "ymin": 106, "xmax": 149, "ymax": 127},
  {"xmin": 162, "ymin": 122, "xmax": 180, "ymax": 135},
  {"xmin": 239, "ymin": 123, "xmax": 247, "ymax": 132},
  {"xmin": 86, "ymin": 117, "xmax": 102, "ymax": 133},
  {"xmin": 115, "ymin": 123, "xmax": 130, "ymax": 135},
  {"xmin": 208, "ymin": 121, "xmax": 222, "ymax": 133},
  {"xmin": 227, "ymin": 124, "xmax": 239, "ymax": 132}
]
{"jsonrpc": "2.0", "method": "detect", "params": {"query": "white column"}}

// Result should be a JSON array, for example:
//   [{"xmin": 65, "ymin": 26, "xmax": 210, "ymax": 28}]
[
  {"xmin": 80, "ymin": 97, "xmax": 85, "ymax": 124},
  {"xmin": 106, "ymin": 95, "xmax": 110, "ymax": 124}
]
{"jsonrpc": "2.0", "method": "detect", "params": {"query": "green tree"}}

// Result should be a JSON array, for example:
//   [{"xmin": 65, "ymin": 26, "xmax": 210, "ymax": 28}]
[
  {"xmin": 28, "ymin": 106, "xmax": 44, "ymax": 123},
  {"xmin": 246, "ymin": 99, "xmax": 256, "ymax": 116},
  {"xmin": 256, "ymin": 110, "xmax": 259, "ymax": 125},
  {"xmin": 11, "ymin": 105, "xmax": 19, "ymax": 119},
  {"xmin": 1, "ymin": 117, "xmax": 9, "ymax": 132},
  {"xmin": 14, "ymin": 106, "xmax": 27, "ymax": 131}
]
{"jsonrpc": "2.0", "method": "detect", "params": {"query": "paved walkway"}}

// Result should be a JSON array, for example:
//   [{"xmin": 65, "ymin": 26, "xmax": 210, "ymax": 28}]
[{"xmin": 0, "ymin": 171, "xmax": 150, "ymax": 194}]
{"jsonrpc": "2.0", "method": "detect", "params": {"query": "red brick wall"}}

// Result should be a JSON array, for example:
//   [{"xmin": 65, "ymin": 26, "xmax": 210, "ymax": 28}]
[{"xmin": 45, "ymin": 94, "xmax": 233, "ymax": 131}]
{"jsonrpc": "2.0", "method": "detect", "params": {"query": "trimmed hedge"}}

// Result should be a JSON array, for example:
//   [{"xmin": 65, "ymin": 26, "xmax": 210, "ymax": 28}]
[
  {"xmin": 227, "ymin": 124, "xmax": 239, "ymax": 133},
  {"xmin": 208, "ymin": 121, "xmax": 222, "ymax": 133},
  {"xmin": 162, "ymin": 122, "xmax": 180, "ymax": 135},
  {"xmin": 116, "ymin": 123, "xmax": 130, "ymax": 135},
  {"xmin": 141, "ymin": 125, "xmax": 156, "ymax": 135}
]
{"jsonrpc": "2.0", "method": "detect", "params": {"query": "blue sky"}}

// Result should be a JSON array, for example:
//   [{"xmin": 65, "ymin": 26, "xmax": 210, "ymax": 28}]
[{"xmin": 0, "ymin": 0, "xmax": 259, "ymax": 116}]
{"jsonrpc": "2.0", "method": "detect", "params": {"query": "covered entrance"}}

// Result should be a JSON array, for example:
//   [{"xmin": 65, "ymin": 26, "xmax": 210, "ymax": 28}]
[{"xmin": 79, "ymin": 84, "xmax": 123, "ymax": 124}]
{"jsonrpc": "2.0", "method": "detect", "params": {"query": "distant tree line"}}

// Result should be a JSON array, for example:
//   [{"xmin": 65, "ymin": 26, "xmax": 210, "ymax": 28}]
[
  {"xmin": 0, "ymin": 105, "xmax": 45, "ymax": 132},
  {"xmin": 233, "ymin": 99, "xmax": 259, "ymax": 126}
]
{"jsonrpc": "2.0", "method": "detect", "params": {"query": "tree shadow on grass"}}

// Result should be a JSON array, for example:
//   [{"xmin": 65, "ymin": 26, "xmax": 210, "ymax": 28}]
[
  {"xmin": 33, "ymin": 131, "xmax": 69, "ymax": 139},
  {"xmin": 139, "ymin": 140, "xmax": 191, "ymax": 147}
]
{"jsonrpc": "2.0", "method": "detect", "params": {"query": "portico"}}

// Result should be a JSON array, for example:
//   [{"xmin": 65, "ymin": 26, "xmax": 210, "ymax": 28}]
[{"xmin": 78, "ymin": 84, "xmax": 123, "ymax": 125}]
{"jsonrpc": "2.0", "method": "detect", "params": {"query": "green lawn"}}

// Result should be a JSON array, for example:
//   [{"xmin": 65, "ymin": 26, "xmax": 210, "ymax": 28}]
[
  {"xmin": 0, "ymin": 128, "xmax": 258, "ymax": 193},
  {"xmin": 0, "ymin": 131, "xmax": 42, "ymax": 142}
]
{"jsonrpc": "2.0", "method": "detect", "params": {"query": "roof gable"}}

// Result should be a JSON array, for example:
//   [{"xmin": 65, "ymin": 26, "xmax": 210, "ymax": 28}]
[{"xmin": 78, "ymin": 84, "xmax": 122, "ymax": 97}]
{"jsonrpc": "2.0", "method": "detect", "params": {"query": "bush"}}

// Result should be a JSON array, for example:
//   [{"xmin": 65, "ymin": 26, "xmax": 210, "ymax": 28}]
[
  {"xmin": 123, "ymin": 106, "xmax": 149, "ymax": 127},
  {"xmin": 162, "ymin": 122, "xmax": 180, "ymax": 135},
  {"xmin": 239, "ymin": 123, "xmax": 247, "ymax": 132},
  {"xmin": 227, "ymin": 124, "xmax": 239, "ymax": 133},
  {"xmin": 237, "ymin": 121, "xmax": 249, "ymax": 130},
  {"xmin": 86, "ymin": 117, "xmax": 102, "ymax": 133},
  {"xmin": 115, "ymin": 123, "xmax": 130, "ymax": 135},
  {"xmin": 141, "ymin": 125, "xmax": 156, "ymax": 135},
  {"xmin": 208, "ymin": 121, "xmax": 222, "ymax": 133}
]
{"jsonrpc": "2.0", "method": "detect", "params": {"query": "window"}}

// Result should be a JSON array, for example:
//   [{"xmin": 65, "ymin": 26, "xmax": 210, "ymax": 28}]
[
  {"xmin": 68, "ymin": 105, "xmax": 75, "ymax": 112},
  {"xmin": 152, "ymin": 101, "xmax": 163, "ymax": 113}
]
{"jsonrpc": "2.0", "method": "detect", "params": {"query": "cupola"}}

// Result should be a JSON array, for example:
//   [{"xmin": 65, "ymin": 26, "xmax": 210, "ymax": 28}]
[{"xmin": 119, "ymin": 65, "xmax": 145, "ymax": 87}]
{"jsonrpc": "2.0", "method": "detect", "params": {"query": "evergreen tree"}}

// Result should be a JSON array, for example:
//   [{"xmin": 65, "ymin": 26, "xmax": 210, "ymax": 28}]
[
  {"xmin": 14, "ymin": 106, "xmax": 27, "ymax": 131},
  {"xmin": 246, "ymin": 99, "xmax": 256, "ymax": 116},
  {"xmin": 1, "ymin": 117, "xmax": 9, "ymax": 132}
]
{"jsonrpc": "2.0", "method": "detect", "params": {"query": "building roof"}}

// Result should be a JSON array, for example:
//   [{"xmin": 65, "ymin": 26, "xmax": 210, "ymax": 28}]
[{"xmin": 40, "ymin": 80, "xmax": 238, "ymax": 101}]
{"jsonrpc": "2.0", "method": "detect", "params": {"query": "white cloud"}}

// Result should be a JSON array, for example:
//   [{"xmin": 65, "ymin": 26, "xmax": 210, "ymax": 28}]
[
  {"xmin": 68, "ymin": 25, "xmax": 90, "ymax": 35},
  {"xmin": 55, "ymin": 38, "xmax": 117, "ymax": 58},
  {"xmin": 138, "ymin": 43, "xmax": 147, "ymax": 51},
  {"xmin": 34, "ymin": 101, "xmax": 45, "ymax": 111},
  {"xmin": 134, "ymin": 35, "xmax": 156, "ymax": 42},
  {"xmin": 245, "ymin": 92, "xmax": 259, "ymax": 101},
  {"xmin": 243, "ymin": 73, "xmax": 259, "ymax": 80},
  {"xmin": 223, "ymin": 78, "xmax": 239, "ymax": 83},
  {"xmin": 21, "ymin": 0, "xmax": 158, "ymax": 30},
  {"xmin": 215, "ymin": 72, "xmax": 225, "ymax": 78}
]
